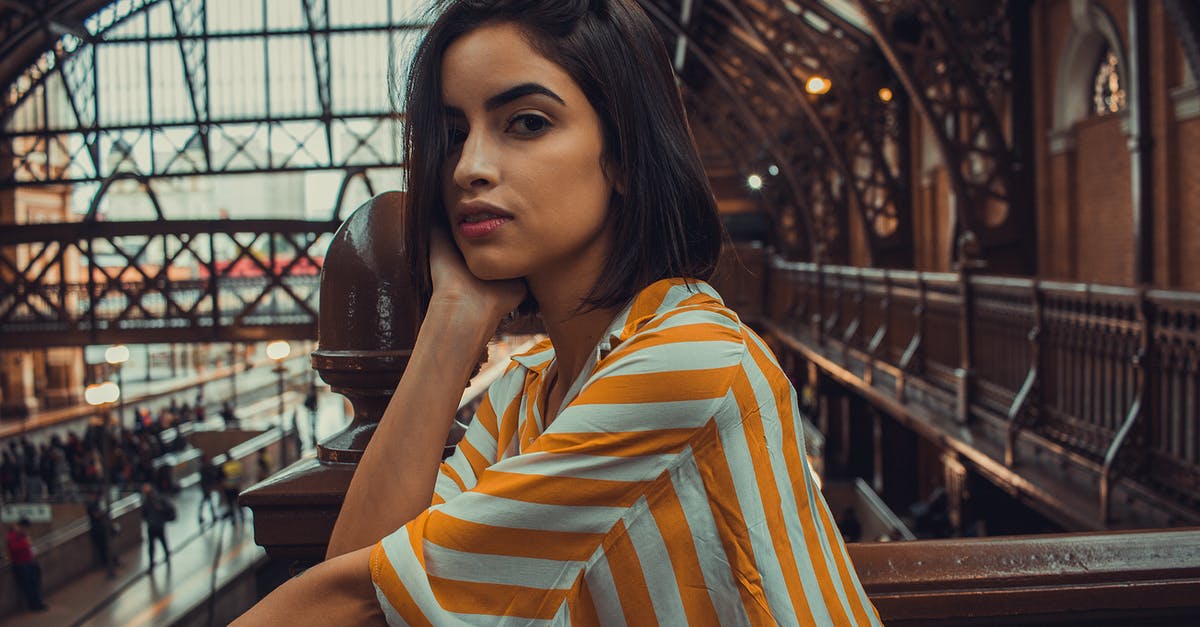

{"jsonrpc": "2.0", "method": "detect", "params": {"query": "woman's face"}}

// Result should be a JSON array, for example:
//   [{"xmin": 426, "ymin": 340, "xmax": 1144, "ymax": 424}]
[{"xmin": 439, "ymin": 21, "xmax": 616, "ymax": 288}]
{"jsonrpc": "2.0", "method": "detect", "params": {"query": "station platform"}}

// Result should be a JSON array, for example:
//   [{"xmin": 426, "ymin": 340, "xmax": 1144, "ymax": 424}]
[
  {"xmin": 2, "ymin": 480, "xmax": 264, "ymax": 627},
  {"xmin": 1, "ymin": 376, "xmax": 352, "ymax": 626}
]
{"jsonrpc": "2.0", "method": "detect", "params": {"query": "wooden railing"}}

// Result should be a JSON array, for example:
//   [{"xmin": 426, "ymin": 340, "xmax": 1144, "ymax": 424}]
[
  {"xmin": 712, "ymin": 243, "xmax": 1200, "ymax": 529},
  {"xmin": 851, "ymin": 527, "xmax": 1200, "ymax": 625}
]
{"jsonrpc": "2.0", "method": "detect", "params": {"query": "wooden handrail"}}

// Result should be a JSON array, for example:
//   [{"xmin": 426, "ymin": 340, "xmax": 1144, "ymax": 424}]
[{"xmin": 849, "ymin": 527, "xmax": 1200, "ymax": 625}]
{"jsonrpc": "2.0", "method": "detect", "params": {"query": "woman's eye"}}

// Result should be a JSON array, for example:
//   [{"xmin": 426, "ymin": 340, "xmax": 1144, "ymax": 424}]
[
  {"xmin": 446, "ymin": 127, "xmax": 467, "ymax": 148},
  {"xmin": 508, "ymin": 114, "xmax": 550, "ymax": 136}
]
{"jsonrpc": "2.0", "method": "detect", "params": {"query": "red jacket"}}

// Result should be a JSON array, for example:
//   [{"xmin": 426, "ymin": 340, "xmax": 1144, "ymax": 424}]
[{"xmin": 6, "ymin": 529, "xmax": 34, "ymax": 564}]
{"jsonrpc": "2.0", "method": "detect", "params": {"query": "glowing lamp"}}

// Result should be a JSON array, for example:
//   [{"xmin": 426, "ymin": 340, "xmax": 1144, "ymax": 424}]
[
  {"xmin": 266, "ymin": 340, "xmax": 291, "ymax": 361},
  {"xmin": 805, "ymin": 75, "xmax": 831, "ymax": 95},
  {"xmin": 85, "ymin": 381, "xmax": 120, "ymax": 405},
  {"xmin": 104, "ymin": 344, "xmax": 130, "ymax": 365}
]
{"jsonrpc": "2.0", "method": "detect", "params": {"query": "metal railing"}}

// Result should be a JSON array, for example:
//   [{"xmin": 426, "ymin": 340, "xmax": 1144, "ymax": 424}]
[
  {"xmin": 0, "ymin": 219, "xmax": 337, "ymax": 347},
  {"xmin": 713, "ymin": 243, "xmax": 1200, "ymax": 525}
]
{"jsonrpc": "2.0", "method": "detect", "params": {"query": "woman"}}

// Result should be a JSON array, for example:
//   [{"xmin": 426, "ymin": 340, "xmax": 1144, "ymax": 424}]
[{"xmin": 237, "ymin": 1, "xmax": 878, "ymax": 624}]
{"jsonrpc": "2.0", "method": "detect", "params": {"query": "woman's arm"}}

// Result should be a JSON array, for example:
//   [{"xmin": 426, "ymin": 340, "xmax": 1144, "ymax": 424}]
[
  {"xmin": 234, "ymin": 546, "xmax": 382, "ymax": 625},
  {"xmin": 325, "ymin": 231, "xmax": 526, "ymax": 559}
]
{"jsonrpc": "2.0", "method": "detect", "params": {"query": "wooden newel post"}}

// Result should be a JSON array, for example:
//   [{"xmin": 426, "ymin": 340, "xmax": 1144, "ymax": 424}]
[{"xmin": 241, "ymin": 191, "xmax": 419, "ymax": 568}]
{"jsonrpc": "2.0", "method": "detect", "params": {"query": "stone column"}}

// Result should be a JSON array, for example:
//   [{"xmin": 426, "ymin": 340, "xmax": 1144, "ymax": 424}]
[{"xmin": 0, "ymin": 351, "xmax": 39, "ymax": 418}]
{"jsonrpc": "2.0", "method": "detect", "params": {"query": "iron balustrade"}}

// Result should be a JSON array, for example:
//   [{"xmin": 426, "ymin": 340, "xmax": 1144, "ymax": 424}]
[
  {"xmin": 0, "ymin": 218, "xmax": 337, "ymax": 347},
  {"xmin": 714, "ymin": 243, "xmax": 1200, "ymax": 526}
]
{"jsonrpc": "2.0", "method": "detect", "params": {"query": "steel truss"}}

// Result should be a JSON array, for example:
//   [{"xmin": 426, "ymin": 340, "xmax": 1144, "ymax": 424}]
[
  {"xmin": 2, "ymin": 0, "xmax": 1033, "ymax": 272},
  {"xmin": 0, "ymin": 216, "xmax": 336, "ymax": 347},
  {"xmin": 1, "ymin": 0, "xmax": 427, "ymax": 187},
  {"xmin": 855, "ymin": 0, "xmax": 1033, "ymax": 271}
]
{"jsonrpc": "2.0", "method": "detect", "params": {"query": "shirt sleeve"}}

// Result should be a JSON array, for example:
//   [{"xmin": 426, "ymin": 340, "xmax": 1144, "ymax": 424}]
[{"xmin": 370, "ymin": 305, "xmax": 747, "ymax": 625}]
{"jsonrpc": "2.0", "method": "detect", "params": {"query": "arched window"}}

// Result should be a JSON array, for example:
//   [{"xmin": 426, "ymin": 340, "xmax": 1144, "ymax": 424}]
[{"xmin": 1091, "ymin": 47, "xmax": 1126, "ymax": 115}]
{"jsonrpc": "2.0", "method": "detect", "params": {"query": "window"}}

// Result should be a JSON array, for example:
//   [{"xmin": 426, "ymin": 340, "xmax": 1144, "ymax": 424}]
[{"xmin": 1092, "ymin": 48, "xmax": 1126, "ymax": 115}]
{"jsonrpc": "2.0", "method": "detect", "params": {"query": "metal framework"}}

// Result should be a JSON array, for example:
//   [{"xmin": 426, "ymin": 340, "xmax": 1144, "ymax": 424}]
[
  {"xmin": 1, "ymin": 0, "xmax": 428, "ymax": 188},
  {"xmin": 0, "ymin": 0, "xmax": 1045, "ymax": 328},
  {"xmin": 854, "ymin": 0, "xmax": 1033, "ymax": 271},
  {"xmin": 0, "ymin": 216, "xmax": 334, "ymax": 347}
]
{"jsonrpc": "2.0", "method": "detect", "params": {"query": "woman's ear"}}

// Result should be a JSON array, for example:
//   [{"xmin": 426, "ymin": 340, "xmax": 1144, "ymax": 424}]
[{"xmin": 602, "ymin": 159, "xmax": 627, "ymax": 196}]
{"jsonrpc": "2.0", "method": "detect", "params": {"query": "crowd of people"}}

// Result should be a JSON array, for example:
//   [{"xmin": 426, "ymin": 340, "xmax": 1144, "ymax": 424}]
[{"xmin": 0, "ymin": 397, "xmax": 203, "ymax": 504}]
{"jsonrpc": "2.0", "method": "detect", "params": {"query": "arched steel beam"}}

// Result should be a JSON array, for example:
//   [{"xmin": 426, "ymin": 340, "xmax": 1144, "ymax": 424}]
[
  {"xmin": 658, "ymin": 2, "xmax": 849, "ymax": 260},
  {"xmin": 82, "ymin": 171, "xmax": 165, "ymax": 222},
  {"xmin": 741, "ymin": 0, "xmax": 914, "ymax": 266},
  {"xmin": 699, "ymin": 0, "xmax": 880, "ymax": 265},
  {"xmin": 638, "ymin": 0, "xmax": 821, "ymax": 259},
  {"xmin": 332, "ymin": 167, "xmax": 377, "ymax": 222},
  {"xmin": 0, "ymin": 0, "xmax": 108, "ymax": 99},
  {"xmin": 855, "ymin": 0, "xmax": 1026, "ymax": 270}
]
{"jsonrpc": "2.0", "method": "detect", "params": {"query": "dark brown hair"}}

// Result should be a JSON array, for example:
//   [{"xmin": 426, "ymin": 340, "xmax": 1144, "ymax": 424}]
[{"xmin": 403, "ymin": 0, "xmax": 723, "ymax": 314}]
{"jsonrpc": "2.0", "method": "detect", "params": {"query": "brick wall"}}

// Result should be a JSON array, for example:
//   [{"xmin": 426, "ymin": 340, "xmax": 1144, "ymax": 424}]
[
  {"xmin": 1178, "ymin": 118, "xmax": 1200, "ymax": 289},
  {"xmin": 1072, "ymin": 114, "xmax": 1133, "ymax": 285}
]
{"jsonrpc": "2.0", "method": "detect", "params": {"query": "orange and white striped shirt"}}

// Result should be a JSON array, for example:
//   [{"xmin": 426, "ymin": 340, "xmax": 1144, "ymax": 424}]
[{"xmin": 371, "ymin": 278, "xmax": 880, "ymax": 625}]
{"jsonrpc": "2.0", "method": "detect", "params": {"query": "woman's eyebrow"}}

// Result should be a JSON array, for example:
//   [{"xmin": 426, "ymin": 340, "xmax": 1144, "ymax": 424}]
[
  {"xmin": 484, "ymin": 83, "xmax": 565, "ymax": 111},
  {"xmin": 443, "ymin": 83, "xmax": 565, "ymax": 116}
]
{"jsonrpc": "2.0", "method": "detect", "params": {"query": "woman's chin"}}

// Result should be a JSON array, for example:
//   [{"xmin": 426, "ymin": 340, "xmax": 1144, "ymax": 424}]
[{"xmin": 464, "ymin": 259, "xmax": 523, "ymax": 282}]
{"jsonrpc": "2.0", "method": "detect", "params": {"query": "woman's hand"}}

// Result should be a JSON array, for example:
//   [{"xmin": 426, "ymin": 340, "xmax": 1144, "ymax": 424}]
[{"xmin": 427, "ymin": 228, "xmax": 527, "ymax": 327}]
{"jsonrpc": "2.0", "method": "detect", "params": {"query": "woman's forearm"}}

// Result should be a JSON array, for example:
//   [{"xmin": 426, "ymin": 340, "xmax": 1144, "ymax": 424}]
[{"xmin": 325, "ymin": 300, "xmax": 498, "ymax": 559}]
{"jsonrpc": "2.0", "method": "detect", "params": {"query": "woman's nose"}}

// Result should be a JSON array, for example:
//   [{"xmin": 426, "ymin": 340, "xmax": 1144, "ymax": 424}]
[{"xmin": 452, "ymin": 131, "xmax": 500, "ymax": 190}]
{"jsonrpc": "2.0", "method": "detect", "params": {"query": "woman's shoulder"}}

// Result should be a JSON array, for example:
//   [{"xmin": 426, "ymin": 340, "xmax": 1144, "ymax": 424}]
[
  {"xmin": 615, "ymin": 278, "xmax": 746, "ymax": 345},
  {"xmin": 597, "ymin": 280, "xmax": 749, "ymax": 378}
]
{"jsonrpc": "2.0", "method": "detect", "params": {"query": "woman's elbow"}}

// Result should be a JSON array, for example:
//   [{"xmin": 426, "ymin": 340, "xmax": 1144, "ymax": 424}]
[{"xmin": 234, "ymin": 546, "xmax": 385, "ymax": 626}]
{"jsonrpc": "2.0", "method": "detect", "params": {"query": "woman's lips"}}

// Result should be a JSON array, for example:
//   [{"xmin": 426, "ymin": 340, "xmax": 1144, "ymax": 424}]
[{"xmin": 457, "ymin": 216, "xmax": 511, "ymax": 239}]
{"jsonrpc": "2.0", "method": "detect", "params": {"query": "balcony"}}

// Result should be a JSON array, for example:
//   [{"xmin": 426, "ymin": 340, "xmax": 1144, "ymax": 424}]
[{"xmin": 241, "ymin": 197, "xmax": 1200, "ymax": 624}]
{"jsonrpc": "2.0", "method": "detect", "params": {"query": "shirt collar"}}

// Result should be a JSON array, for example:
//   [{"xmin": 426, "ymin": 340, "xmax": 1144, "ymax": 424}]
[{"xmin": 508, "ymin": 278, "xmax": 721, "ymax": 372}]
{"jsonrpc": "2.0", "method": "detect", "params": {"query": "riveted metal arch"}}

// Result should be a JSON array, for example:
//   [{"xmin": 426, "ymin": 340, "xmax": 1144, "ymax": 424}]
[
  {"xmin": 751, "ymin": 0, "xmax": 914, "ymax": 267},
  {"xmin": 332, "ymin": 167, "xmax": 377, "ymax": 222},
  {"xmin": 673, "ymin": 0, "xmax": 848, "ymax": 261},
  {"xmin": 638, "ymin": 0, "xmax": 821, "ymax": 258},
  {"xmin": 82, "ymin": 171, "xmax": 165, "ymax": 222},
  {"xmin": 707, "ymin": 0, "xmax": 904, "ymax": 266},
  {"xmin": 856, "ymin": 0, "xmax": 1022, "ymax": 268},
  {"xmin": 2, "ymin": 1, "xmax": 424, "ymax": 188},
  {"xmin": 651, "ymin": 0, "xmax": 845, "ymax": 260}
]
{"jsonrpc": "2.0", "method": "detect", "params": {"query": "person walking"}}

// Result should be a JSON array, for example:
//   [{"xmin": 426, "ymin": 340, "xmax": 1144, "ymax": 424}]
[
  {"xmin": 220, "ymin": 457, "xmax": 244, "ymax": 526},
  {"xmin": 6, "ymin": 518, "xmax": 46, "ymax": 611},
  {"xmin": 197, "ymin": 455, "xmax": 221, "ymax": 525},
  {"xmin": 255, "ymin": 449, "xmax": 272, "ymax": 481},
  {"xmin": 140, "ymin": 483, "xmax": 174, "ymax": 566},
  {"xmin": 87, "ymin": 495, "xmax": 118, "ymax": 577},
  {"xmin": 1, "ymin": 451, "xmax": 19, "ymax": 502}
]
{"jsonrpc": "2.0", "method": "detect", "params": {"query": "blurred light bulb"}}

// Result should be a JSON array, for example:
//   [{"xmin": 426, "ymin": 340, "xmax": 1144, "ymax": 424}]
[
  {"xmin": 105, "ymin": 344, "xmax": 130, "ymax": 365},
  {"xmin": 805, "ymin": 76, "xmax": 831, "ymax": 95},
  {"xmin": 266, "ymin": 340, "xmax": 291, "ymax": 361}
]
